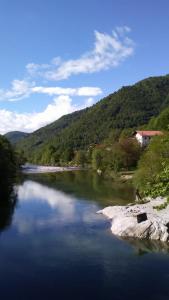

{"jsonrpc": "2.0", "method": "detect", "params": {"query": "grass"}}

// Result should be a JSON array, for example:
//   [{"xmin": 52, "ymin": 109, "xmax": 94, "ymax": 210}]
[{"xmin": 153, "ymin": 197, "xmax": 169, "ymax": 211}]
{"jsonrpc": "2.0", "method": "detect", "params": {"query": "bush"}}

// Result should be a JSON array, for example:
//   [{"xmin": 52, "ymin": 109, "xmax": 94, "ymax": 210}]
[
  {"xmin": 134, "ymin": 134, "xmax": 169, "ymax": 197},
  {"xmin": 0, "ymin": 135, "xmax": 17, "ymax": 181}
]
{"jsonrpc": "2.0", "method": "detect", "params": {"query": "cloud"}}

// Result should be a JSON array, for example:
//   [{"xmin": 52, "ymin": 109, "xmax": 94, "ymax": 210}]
[
  {"xmin": 0, "ymin": 26, "xmax": 134, "ymax": 133},
  {"xmin": 0, "ymin": 79, "xmax": 35, "ymax": 101},
  {"xmin": 0, "ymin": 79, "xmax": 102, "ymax": 102},
  {"xmin": 32, "ymin": 86, "xmax": 102, "ymax": 97},
  {"xmin": 0, "ymin": 27, "xmax": 133, "ymax": 102},
  {"xmin": 26, "ymin": 26, "xmax": 134, "ymax": 81},
  {"xmin": 0, "ymin": 95, "xmax": 95, "ymax": 134}
]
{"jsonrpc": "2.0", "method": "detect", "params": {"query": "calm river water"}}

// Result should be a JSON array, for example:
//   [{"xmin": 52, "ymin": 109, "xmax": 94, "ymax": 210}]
[{"xmin": 1, "ymin": 171, "xmax": 169, "ymax": 300}]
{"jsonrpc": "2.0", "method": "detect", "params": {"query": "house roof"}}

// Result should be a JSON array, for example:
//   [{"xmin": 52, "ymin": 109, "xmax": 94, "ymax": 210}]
[{"xmin": 135, "ymin": 130, "xmax": 163, "ymax": 137}]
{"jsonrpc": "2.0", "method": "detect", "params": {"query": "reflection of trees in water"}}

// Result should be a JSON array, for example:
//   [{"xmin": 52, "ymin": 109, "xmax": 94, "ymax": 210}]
[
  {"xmin": 24, "ymin": 171, "xmax": 135, "ymax": 206},
  {"xmin": 122, "ymin": 237, "xmax": 169, "ymax": 255},
  {"xmin": 0, "ymin": 180, "xmax": 17, "ymax": 232}
]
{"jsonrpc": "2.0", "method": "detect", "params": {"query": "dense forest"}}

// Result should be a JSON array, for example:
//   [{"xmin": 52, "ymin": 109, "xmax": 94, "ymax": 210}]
[
  {"xmin": 0, "ymin": 135, "xmax": 24, "ymax": 183},
  {"xmin": 13, "ymin": 74, "xmax": 169, "ymax": 164},
  {"xmin": 133, "ymin": 104, "xmax": 169, "ymax": 199}
]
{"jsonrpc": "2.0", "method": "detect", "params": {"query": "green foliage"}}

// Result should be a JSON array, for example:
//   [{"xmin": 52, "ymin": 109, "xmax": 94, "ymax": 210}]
[
  {"xmin": 153, "ymin": 200, "xmax": 169, "ymax": 211},
  {"xmin": 15, "ymin": 150, "xmax": 27, "ymax": 166},
  {"xmin": 134, "ymin": 135, "xmax": 169, "ymax": 197},
  {"xmin": 16, "ymin": 74, "xmax": 169, "ymax": 164},
  {"xmin": 40, "ymin": 145, "xmax": 60, "ymax": 165},
  {"xmin": 146, "ymin": 106, "xmax": 169, "ymax": 130},
  {"xmin": 74, "ymin": 150, "xmax": 87, "ymax": 167},
  {"xmin": 92, "ymin": 148, "xmax": 104, "ymax": 170},
  {"xmin": 119, "ymin": 138, "xmax": 142, "ymax": 169},
  {"xmin": 119, "ymin": 128, "xmax": 135, "ymax": 139},
  {"xmin": 0, "ymin": 135, "xmax": 17, "ymax": 181},
  {"xmin": 91, "ymin": 138, "xmax": 141, "ymax": 175},
  {"xmin": 105, "ymin": 144, "xmax": 125, "ymax": 173}
]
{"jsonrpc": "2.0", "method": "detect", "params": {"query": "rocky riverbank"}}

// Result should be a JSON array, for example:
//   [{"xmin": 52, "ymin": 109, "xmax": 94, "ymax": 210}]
[{"xmin": 98, "ymin": 197, "xmax": 169, "ymax": 242}]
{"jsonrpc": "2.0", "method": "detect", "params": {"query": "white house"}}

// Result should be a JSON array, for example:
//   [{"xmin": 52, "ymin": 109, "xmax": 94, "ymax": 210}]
[{"xmin": 134, "ymin": 130, "xmax": 163, "ymax": 147}]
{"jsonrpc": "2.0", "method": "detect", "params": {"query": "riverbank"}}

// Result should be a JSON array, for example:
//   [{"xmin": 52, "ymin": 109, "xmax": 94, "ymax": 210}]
[
  {"xmin": 22, "ymin": 163, "xmax": 82, "ymax": 174},
  {"xmin": 98, "ymin": 197, "xmax": 169, "ymax": 242}
]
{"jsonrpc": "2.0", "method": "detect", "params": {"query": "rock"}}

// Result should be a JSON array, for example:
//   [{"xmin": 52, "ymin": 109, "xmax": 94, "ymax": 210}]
[{"xmin": 98, "ymin": 197, "xmax": 169, "ymax": 242}]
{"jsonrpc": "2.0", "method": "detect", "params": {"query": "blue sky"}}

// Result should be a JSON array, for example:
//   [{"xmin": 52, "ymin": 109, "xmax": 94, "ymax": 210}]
[{"xmin": 0, "ymin": 0, "xmax": 169, "ymax": 133}]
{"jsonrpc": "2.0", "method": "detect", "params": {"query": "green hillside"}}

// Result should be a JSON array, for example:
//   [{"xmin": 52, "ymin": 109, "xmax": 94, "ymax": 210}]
[
  {"xmin": 16, "ymin": 74, "xmax": 169, "ymax": 164},
  {"xmin": 146, "ymin": 106, "xmax": 169, "ymax": 130},
  {"xmin": 4, "ymin": 131, "xmax": 30, "ymax": 144}
]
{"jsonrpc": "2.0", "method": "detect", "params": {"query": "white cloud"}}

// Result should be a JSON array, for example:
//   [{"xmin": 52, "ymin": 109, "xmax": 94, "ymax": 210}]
[
  {"xmin": 0, "ymin": 79, "xmax": 102, "ymax": 102},
  {"xmin": 0, "ymin": 27, "xmax": 133, "ymax": 102},
  {"xmin": 32, "ymin": 86, "xmax": 102, "ymax": 97},
  {"xmin": 0, "ymin": 27, "xmax": 134, "ymax": 133},
  {"xmin": 0, "ymin": 79, "xmax": 35, "ymax": 101},
  {"xmin": 26, "ymin": 57, "xmax": 61, "ymax": 77},
  {"xmin": 26, "ymin": 27, "xmax": 134, "ymax": 81},
  {"xmin": 0, "ymin": 95, "xmax": 95, "ymax": 134}
]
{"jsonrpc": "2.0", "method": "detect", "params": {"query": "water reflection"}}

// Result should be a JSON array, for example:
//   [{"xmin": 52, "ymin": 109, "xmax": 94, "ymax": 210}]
[
  {"xmin": 1, "ymin": 174, "xmax": 169, "ymax": 299},
  {"xmin": 0, "ymin": 181, "xmax": 17, "ymax": 232},
  {"xmin": 123, "ymin": 237, "xmax": 169, "ymax": 255},
  {"xmin": 15, "ymin": 179, "xmax": 105, "ymax": 235},
  {"xmin": 25, "ymin": 170, "xmax": 135, "ymax": 206},
  {"xmin": 16, "ymin": 176, "xmax": 169, "ymax": 255},
  {"xmin": 18, "ymin": 180, "xmax": 76, "ymax": 215}
]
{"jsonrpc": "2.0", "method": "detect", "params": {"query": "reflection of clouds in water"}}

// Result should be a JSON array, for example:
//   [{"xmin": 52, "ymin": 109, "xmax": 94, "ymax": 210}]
[
  {"xmin": 15, "ymin": 180, "xmax": 77, "ymax": 234},
  {"xmin": 18, "ymin": 180, "xmax": 75, "ymax": 216},
  {"xmin": 15, "ymin": 180, "xmax": 102, "ymax": 235}
]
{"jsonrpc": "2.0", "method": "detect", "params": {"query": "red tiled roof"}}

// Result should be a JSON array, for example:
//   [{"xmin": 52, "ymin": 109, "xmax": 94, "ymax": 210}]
[{"xmin": 136, "ymin": 130, "xmax": 163, "ymax": 137}]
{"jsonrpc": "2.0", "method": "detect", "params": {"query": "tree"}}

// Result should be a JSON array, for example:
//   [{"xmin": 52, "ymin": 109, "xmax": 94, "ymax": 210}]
[
  {"xmin": 91, "ymin": 148, "xmax": 104, "ymax": 170},
  {"xmin": 134, "ymin": 134, "xmax": 169, "ymax": 197},
  {"xmin": 61, "ymin": 148, "xmax": 74, "ymax": 162},
  {"xmin": 0, "ymin": 135, "xmax": 17, "ymax": 181},
  {"xmin": 74, "ymin": 150, "xmax": 87, "ymax": 167},
  {"xmin": 119, "ymin": 138, "xmax": 142, "ymax": 170},
  {"xmin": 15, "ymin": 74, "xmax": 169, "ymax": 165},
  {"xmin": 106, "ymin": 144, "xmax": 125, "ymax": 173}
]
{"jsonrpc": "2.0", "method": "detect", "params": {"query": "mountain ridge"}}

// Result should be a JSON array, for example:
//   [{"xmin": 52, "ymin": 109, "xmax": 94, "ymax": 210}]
[
  {"xmin": 4, "ymin": 131, "xmax": 30, "ymax": 144},
  {"xmin": 16, "ymin": 74, "xmax": 169, "ymax": 163}
]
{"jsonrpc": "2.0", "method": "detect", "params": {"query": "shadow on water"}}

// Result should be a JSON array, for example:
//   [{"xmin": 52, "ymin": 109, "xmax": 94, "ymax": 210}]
[{"xmin": 0, "ymin": 179, "xmax": 18, "ymax": 232}]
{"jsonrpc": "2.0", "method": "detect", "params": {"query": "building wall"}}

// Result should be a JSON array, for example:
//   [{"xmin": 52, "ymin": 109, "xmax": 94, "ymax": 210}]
[
  {"xmin": 135, "ymin": 133, "xmax": 143, "ymax": 145},
  {"xmin": 135, "ymin": 133, "xmax": 151, "ymax": 146}
]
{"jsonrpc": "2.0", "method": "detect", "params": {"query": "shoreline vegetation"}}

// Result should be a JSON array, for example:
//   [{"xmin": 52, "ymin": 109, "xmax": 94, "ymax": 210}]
[
  {"xmin": 5, "ymin": 74, "xmax": 169, "ymax": 202},
  {"xmin": 0, "ymin": 135, "xmax": 19, "ymax": 182},
  {"xmin": 17, "ymin": 131, "xmax": 169, "ymax": 243},
  {"xmin": 2, "ymin": 74, "xmax": 169, "ymax": 243}
]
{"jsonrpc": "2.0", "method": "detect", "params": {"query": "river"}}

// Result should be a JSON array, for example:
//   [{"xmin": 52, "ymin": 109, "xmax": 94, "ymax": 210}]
[{"xmin": 1, "ymin": 170, "xmax": 169, "ymax": 299}]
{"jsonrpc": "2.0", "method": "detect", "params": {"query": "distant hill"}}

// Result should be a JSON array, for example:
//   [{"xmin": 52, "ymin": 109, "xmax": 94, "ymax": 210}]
[
  {"xmin": 4, "ymin": 131, "xmax": 30, "ymax": 144},
  {"xmin": 16, "ymin": 74, "xmax": 169, "ymax": 163}
]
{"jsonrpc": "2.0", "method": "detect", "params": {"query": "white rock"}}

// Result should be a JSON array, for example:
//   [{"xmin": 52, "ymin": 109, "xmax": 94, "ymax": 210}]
[{"xmin": 98, "ymin": 197, "xmax": 169, "ymax": 242}]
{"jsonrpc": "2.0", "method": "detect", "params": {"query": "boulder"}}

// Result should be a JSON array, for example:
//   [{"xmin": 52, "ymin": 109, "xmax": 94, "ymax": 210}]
[{"xmin": 98, "ymin": 197, "xmax": 169, "ymax": 242}]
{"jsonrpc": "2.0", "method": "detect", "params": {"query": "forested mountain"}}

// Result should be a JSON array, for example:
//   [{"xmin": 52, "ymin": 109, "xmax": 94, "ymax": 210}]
[
  {"xmin": 4, "ymin": 131, "xmax": 29, "ymax": 144},
  {"xmin": 16, "ymin": 74, "xmax": 169, "ymax": 164}
]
